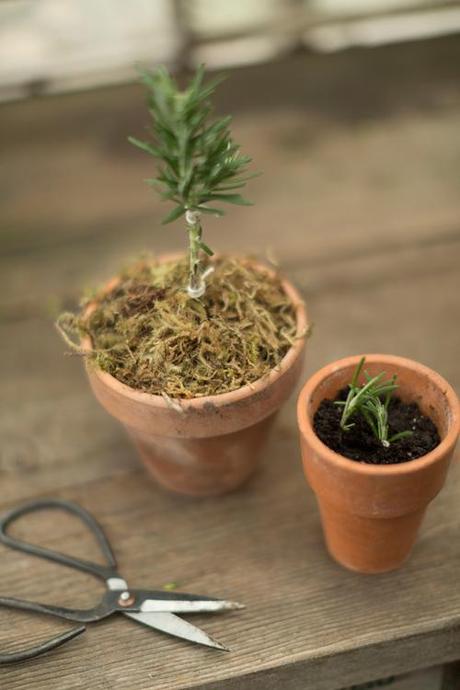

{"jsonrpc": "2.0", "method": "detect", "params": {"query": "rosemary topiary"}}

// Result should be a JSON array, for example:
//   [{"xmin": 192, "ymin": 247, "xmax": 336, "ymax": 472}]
[
  {"xmin": 56, "ymin": 65, "xmax": 303, "ymax": 398},
  {"xmin": 129, "ymin": 65, "xmax": 257, "ymax": 298}
]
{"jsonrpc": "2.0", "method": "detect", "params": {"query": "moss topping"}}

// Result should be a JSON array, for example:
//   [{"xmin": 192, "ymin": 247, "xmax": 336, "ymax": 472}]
[{"xmin": 57, "ymin": 256, "xmax": 302, "ymax": 399}]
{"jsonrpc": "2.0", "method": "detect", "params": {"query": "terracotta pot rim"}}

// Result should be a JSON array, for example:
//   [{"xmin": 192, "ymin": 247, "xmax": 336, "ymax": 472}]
[
  {"xmin": 297, "ymin": 353, "xmax": 460, "ymax": 477},
  {"xmin": 82, "ymin": 255, "xmax": 308, "ymax": 409}
]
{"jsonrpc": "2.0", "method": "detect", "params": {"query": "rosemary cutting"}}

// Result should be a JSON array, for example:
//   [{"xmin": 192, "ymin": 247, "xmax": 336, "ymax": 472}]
[
  {"xmin": 129, "ymin": 65, "xmax": 257, "ymax": 298},
  {"xmin": 335, "ymin": 357, "xmax": 413, "ymax": 447}
]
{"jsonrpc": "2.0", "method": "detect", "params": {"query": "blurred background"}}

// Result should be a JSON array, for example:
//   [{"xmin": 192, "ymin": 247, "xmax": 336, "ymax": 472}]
[
  {"xmin": 2, "ymin": 0, "xmax": 460, "ymax": 468},
  {"xmin": 1, "ymin": 7, "xmax": 460, "ymax": 686}
]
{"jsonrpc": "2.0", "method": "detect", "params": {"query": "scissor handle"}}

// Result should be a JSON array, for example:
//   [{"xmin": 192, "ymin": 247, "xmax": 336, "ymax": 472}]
[
  {"xmin": 0, "ymin": 592, "xmax": 120, "ymax": 623},
  {"xmin": 0, "ymin": 611, "xmax": 85, "ymax": 665},
  {"xmin": 0, "ymin": 499, "xmax": 118, "ymax": 582}
]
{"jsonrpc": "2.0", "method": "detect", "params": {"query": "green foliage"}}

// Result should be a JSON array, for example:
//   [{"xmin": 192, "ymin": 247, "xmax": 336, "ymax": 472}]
[
  {"xmin": 335, "ymin": 357, "xmax": 413, "ymax": 447},
  {"xmin": 129, "ymin": 65, "xmax": 257, "ymax": 225}
]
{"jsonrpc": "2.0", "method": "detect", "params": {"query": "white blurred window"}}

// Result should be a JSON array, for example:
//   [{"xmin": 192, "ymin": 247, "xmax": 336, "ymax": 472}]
[
  {"xmin": 0, "ymin": 0, "xmax": 180, "ymax": 99},
  {"xmin": 1, "ymin": 0, "xmax": 459, "ymax": 101}
]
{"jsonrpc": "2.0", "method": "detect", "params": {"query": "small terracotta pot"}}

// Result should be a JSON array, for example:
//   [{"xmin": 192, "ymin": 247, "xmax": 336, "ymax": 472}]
[
  {"xmin": 82, "ymin": 258, "xmax": 307, "ymax": 497},
  {"xmin": 297, "ymin": 354, "xmax": 460, "ymax": 574}
]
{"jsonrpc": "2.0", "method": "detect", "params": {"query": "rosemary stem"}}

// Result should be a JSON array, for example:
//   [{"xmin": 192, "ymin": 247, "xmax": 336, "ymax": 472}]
[{"xmin": 186, "ymin": 210, "xmax": 203, "ymax": 297}]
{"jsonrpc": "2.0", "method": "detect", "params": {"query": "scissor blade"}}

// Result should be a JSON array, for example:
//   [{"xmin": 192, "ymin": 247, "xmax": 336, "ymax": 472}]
[
  {"xmin": 124, "ymin": 611, "xmax": 229, "ymax": 651},
  {"xmin": 140, "ymin": 599, "xmax": 244, "ymax": 614}
]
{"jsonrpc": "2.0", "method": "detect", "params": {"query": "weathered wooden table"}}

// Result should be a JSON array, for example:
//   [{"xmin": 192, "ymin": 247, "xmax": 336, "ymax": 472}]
[{"xmin": 1, "ymin": 36, "xmax": 460, "ymax": 690}]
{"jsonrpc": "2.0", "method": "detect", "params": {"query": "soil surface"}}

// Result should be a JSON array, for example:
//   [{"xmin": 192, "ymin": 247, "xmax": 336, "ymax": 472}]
[
  {"xmin": 58, "ymin": 256, "xmax": 300, "ymax": 399},
  {"xmin": 313, "ymin": 387, "xmax": 440, "ymax": 464}
]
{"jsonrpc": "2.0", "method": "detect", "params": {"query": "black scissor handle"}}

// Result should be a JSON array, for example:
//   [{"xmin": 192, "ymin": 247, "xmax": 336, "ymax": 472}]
[
  {"xmin": 0, "ymin": 592, "xmax": 119, "ymax": 623},
  {"xmin": 0, "ymin": 618, "xmax": 85, "ymax": 665},
  {"xmin": 0, "ymin": 499, "xmax": 118, "ymax": 582}
]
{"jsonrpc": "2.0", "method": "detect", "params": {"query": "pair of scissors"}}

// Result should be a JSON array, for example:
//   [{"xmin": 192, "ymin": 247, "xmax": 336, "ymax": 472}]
[{"xmin": 0, "ymin": 498, "xmax": 243, "ymax": 663}]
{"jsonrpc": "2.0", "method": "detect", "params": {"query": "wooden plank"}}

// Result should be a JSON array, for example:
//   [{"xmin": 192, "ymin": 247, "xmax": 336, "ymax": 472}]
[
  {"xmin": 0, "ymin": 455, "xmax": 459, "ymax": 689},
  {"xmin": 2, "ymin": 38, "xmax": 460, "ymax": 314}
]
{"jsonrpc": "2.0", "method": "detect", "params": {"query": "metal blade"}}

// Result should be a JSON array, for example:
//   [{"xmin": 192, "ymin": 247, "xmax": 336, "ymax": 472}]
[
  {"xmin": 124, "ymin": 611, "xmax": 229, "ymax": 651},
  {"xmin": 140, "ymin": 599, "xmax": 244, "ymax": 614}
]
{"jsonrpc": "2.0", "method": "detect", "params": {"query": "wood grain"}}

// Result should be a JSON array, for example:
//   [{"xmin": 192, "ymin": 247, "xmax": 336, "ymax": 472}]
[{"xmin": 1, "ymin": 36, "xmax": 460, "ymax": 690}]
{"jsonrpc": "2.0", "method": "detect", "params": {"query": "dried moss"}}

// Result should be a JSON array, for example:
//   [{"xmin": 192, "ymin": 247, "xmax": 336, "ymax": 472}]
[{"xmin": 58, "ymin": 256, "xmax": 302, "ymax": 399}]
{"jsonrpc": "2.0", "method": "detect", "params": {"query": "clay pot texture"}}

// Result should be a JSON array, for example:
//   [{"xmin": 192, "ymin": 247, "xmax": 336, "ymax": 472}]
[
  {"xmin": 297, "ymin": 354, "xmax": 460, "ymax": 574},
  {"xmin": 82, "ymin": 259, "xmax": 308, "ymax": 497}
]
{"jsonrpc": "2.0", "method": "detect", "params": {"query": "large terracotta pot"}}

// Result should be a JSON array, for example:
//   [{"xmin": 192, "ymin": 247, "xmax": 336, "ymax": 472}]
[
  {"xmin": 297, "ymin": 354, "xmax": 460, "ymax": 574},
  {"xmin": 83, "ymin": 258, "xmax": 308, "ymax": 497}
]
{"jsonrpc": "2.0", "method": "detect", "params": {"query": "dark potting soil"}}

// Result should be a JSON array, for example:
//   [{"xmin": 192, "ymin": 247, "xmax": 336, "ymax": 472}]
[{"xmin": 313, "ymin": 387, "xmax": 440, "ymax": 464}]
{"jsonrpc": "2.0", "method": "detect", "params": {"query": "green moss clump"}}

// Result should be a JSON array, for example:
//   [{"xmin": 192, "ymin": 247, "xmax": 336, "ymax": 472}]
[{"xmin": 58, "ymin": 256, "xmax": 301, "ymax": 399}]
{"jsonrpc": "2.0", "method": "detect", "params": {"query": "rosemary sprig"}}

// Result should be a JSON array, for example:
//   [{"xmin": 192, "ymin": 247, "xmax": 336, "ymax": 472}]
[
  {"xmin": 129, "ymin": 65, "xmax": 257, "ymax": 298},
  {"xmin": 335, "ymin": 357, "xmax": 413, "ymax": 447}
]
